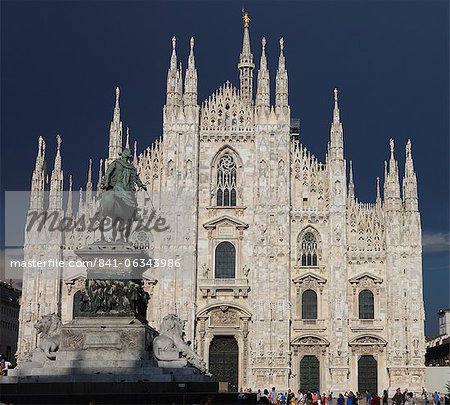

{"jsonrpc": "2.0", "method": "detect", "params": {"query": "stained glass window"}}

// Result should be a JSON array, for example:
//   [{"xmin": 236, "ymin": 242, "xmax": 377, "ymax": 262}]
[
  {"xmin": 216, "ymin": 155, "xmax": 237, "ymax": 206},
  {"xmin": 300, "ymin": 231, "xmax": 318, "ymax": 266}
]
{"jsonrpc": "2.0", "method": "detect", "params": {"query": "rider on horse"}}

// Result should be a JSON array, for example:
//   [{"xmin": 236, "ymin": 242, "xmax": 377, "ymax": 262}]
[
  {"xmin": 97, "ymin": 148, "xmax": 147, "ymax": 241},
  {"xmin": 101, "ymin": 148, "xmax": 147, "ymax": 194}
]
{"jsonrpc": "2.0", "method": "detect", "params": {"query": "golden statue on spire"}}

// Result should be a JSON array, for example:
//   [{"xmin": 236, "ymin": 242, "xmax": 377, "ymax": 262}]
[{"xmin": 242, "ymin": 9, "xmax": 250, "ymax": 28}]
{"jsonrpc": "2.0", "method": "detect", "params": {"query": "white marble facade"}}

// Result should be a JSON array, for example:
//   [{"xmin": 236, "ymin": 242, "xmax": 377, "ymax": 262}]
[{"xmin": 17, "ymin": 16, "xmax": 425, "ymax": 393}]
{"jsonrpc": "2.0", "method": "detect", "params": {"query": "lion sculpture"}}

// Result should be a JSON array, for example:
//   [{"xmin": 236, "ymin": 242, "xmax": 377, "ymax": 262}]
[
  {"xmin": 34, "ymin": 313, "xmax": 61, "ymax": 360},
  {"xmin": 153, "ymin": 314, "xmax": 210, "ymax": 375}
]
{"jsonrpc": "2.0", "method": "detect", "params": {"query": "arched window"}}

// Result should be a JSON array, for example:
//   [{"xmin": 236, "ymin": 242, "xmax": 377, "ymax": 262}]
[
  {"xmin": 359, "ymin": 289, "xmax": 374, "ymax": 319},
  {"xmin": 216, "ymin": 154, "xmax": 237, "ymax": 207},
  {"xmin": 300, "ymin": 231, "xmax": 318, "ymax": 266},
  {"xmin": 302, "ymin": 289, "xmax": 318, "ymax": 320},
  {"xmin": 215, "ymin": 242, "xmax": 236, "ymax": 278}
]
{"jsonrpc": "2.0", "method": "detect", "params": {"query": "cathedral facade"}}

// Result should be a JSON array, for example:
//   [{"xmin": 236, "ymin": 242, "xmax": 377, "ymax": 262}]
[{"xmin": 17, "ymin": 16, "xmax": 426, "ymax": 393}]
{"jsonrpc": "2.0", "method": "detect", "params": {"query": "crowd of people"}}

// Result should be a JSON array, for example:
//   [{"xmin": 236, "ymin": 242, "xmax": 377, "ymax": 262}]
[{"xmin": 241, "ymin": 387, "xmax": 450, "ymax": 405}]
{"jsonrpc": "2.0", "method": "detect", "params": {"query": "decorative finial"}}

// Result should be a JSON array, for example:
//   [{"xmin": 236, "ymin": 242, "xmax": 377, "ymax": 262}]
[
  {"xmin": 280, "ymin": 37, "xmax": 284, "ymax": 52},
  {"xmin": 390, "ymin": 138, "xmax": 395, "ymax": 157},
  {"xmin": 115, "ymin": 86, "xmax": 120, "ymax": 103},
  {"xmin": 406, "ymin": 139, "xmax": 412, "ymax": 157},
  {"xmin": 334, "ymin": 88, "xmax": 338, "ymax": 103},
  {"xmin": 56, "ymin": 134, "xmax": 62, "ymax": 151},
  {"xmin": 190, "ymin": 36, "xmax": 194, "ymax": 51},
  {"xmin": 172, "ymin": 36, "xmax": 176, "ymax": 50},
  {"xmin": 262, "ymin": 37, "xmax": 266, "ymax": 49},
  {"xmin": 126, "ymin": 127, "xmax": 130, "ymax": 149},
  {"xmin": 242, "ymin": 9, "xmax": 250, "ymax": 28}
]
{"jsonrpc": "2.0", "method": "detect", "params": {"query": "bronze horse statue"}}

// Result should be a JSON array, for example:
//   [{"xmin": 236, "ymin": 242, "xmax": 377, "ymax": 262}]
[{"xmin": 95, "ymin": 148, "xmax": 147, "ymax": 242}]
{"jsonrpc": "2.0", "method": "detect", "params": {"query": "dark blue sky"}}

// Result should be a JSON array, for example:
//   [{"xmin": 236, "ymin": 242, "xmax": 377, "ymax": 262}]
[{"xmin": 1, "ymin": 1, "xmax": 448, "ymax": 335}]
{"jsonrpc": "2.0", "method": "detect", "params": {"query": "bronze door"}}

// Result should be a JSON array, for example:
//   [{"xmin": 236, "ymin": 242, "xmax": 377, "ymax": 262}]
[
  {"xmin": 358, "ymin": 355, "xmax": 377, "ymax": 393},
  {"xmin": 300, "ymin": 355, "xmax": 320, "ymax": 392},
  {"xmin": 209, "ymin": 336, "xmax": 239, "ymax": 392}
]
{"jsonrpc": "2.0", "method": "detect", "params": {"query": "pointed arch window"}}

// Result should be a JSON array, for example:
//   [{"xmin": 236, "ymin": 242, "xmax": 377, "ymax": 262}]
[
  {"xmin": 216, "ymin": 154, "xmax": 237, "ymax": 207},
  {"xmin": 359, "ymin": 289, "xmax": 374, "ymax": 319},
  {"xmin": 215, "ymin": 241, "xmax": 236, "ymax": 279},
  {"xmin": 302, "ymin": 289, "xmax": 318, "ymax": 320},
  {"xmin": 300, "ymin": 232, "xmax": 318, "ymax": 266}
]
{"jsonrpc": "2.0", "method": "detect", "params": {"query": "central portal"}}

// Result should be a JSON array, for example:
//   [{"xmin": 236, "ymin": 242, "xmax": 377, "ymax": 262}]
[{"xmin": 209, "ymin": 336, "xmax": 239, "ymax": 392}]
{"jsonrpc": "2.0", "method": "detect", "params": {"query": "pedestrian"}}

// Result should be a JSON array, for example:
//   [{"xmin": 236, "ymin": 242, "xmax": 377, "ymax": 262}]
[
  {"xmin": 433, "ymin": 393, "xmax": 440, "ymax": 405},
  {"xmin": 382, "ymin": 391, "xmax": 388, "ymax": 405},
  {"xmin": 2, "ymin": 359, "xmax": 12, "ymax": 376},
  {"xmin": 366, "ymin": 391, "xmax": 372, "ymax": 405},
  {"xmin": 259, "ymin": 389, "xmax": 270, "ymax": 405},
  {"xmin": 405, "ymin": 392, "xmax": 415, "ymax": 405},
  {"xmin": 313, "ymin": 392, "xmax": 319, "ymax": 405},
  {"xmin": 347, "ymin": 392, "xmax": 356, "ymax": 405},
  {"xmin": 371, "ymin": 393, "xmax": 380, "ymax": 405},
  {"xmin": 270, "ymin": 387, "xmax": 278, "ymax": 405},
  {"xmin": 287, "ymin": 389, "xmax": 295, "ymax": 405},
  {"xmin": 402, "ymin": 390, "xmax": 408, "ymax": 405},
  {"xmin": 337, "ymin": 394, "xmax": 345, "ymax": 405},
  {"xmin": 393, "ymin": 388, "xmax": 404, "ymax": 405}
]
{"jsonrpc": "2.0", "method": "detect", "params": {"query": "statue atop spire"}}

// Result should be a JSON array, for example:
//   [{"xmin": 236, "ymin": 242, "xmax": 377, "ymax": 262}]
[
  {"xmin": 238, "ymin": 9, "xmax": 254, "ymax": 105},
  {"xmin": 333, "ymin": 87, "xmax": 340, "ymax": 123},
  {"xmin": 242, "ymin": 9, "xmax": 250, "ymax": 28}
]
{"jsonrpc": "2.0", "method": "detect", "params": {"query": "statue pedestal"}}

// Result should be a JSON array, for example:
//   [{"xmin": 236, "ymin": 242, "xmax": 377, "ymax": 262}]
[
  {"xmin": 59, "ymin": 317, "xmax": 154, "ymax": 362},
  {"xmin": 10, "ymin": 241, "xmax": 210, "ymax": 383}
]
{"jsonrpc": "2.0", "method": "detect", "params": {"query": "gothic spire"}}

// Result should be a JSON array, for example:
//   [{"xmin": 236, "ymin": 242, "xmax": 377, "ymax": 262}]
[
  {"xmin": 108, "ymin": 87, "xmax": 123, "ymax": 164},
  {"xmin": 125, "ymin": 127, "xmax": 130, "ymax": 149},
  {"xmin": 184, "ymin": 37, "xmax": 198, "ymax": 108},
  {"xmin": 384, "ymin": 138, "xmax": 401, "ymax": 209},
  {"xmin": 238, "ymin": 10, "xmax": 254, "ymax": 105},
  {"xmin": 133, "ymin": 140, "xmax": 138, "ymax": 167},
  {"xmin": 30, "ymin": 136, "xmax": 46, "ymax": 210},
  {"xmin": 170, "ymin": 36, "xmax": 177, "ymax": 70},
  {"xmin": 49, "ymin": 135, "xmax": 64, "ymax": 210},
  {"xmin": 402, "ymin": 139, "xmax": 418, "ymax": 210},
  {"xmin": 165, "ymin": 36, "xmax": 183, "ymax": 113},
  {"xmin": 86, "ymin": 159, "xmax": 93, "ymax": 204},
  {"xmin": 376, "ymin": 176, "xmax": 381, "ymax": 206},
  {"xmin": 275, "ymin": 38, "xmax": 289, "ymax": 116},
  {"xmin": 329, "ymin": 88, "xmax": 344, "ymax": 161},
  {"xmin": 66, "ymin": 174, "xmax": 73, "ymax": 217},
  {"xmin": 256, "ymin": 37, "xmax": 270, "ymax": 115},
  {"xmin": 96, "ymin": 159, "xmax": 103, "ymax": 195},
  {"xmin": 348, "ymin": 160, "xmax": 355, "ymax": 200}
]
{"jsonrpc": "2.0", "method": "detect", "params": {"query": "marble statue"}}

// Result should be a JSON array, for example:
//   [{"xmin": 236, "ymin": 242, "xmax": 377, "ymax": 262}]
[{"xmin": 153, "ymin": 314, "xmax": 210, "ymax": 375}]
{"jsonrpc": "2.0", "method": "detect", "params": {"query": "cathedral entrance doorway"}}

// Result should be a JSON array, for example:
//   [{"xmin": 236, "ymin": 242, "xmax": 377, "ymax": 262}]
[
  {"xmin": 358, "ymin": 355, "xmax": 377, "ymax": 393},
  {"xmin": 300, "ymin": 355, "xmax": 320, "ymax": 392},
  {"xmin": 209, "ymin": 336, "xmax": 239, "ymax": 392}
]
